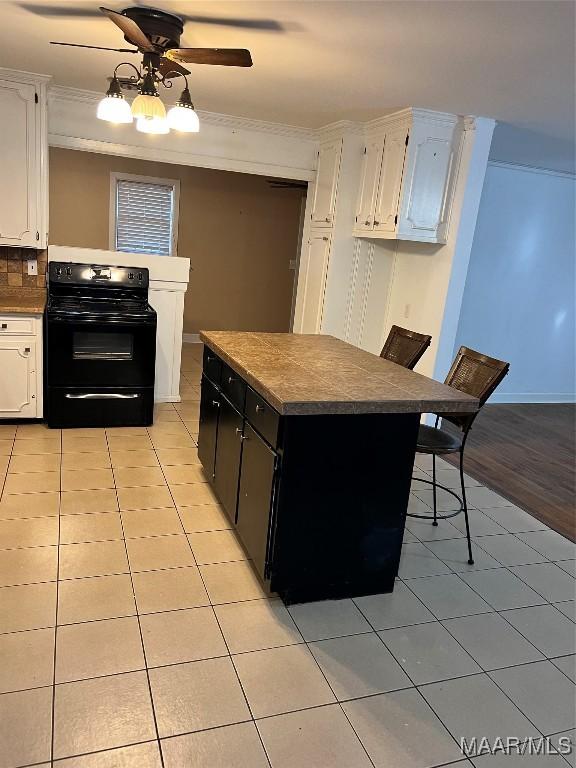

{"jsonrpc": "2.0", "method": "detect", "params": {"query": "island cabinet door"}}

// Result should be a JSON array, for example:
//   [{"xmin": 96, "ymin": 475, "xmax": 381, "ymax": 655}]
[
  {"xmin": 198, "ymin": 375, "xmax": 220, "ymax": 480},
  {"xmin": 213, "ymin": 396, "xmax": 244, "ymax": 523},
  {"xmin": 236, "ymin": 424, "xmax": 278, "ymax": 580}
]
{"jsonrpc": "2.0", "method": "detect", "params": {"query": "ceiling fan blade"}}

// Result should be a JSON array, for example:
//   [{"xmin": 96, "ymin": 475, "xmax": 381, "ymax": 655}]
[
  {"xmin": 165, "ymin": 48, "xmax": 253, "ymax": 67},
  {"xmin": 50, "ymin": 41, "xmax": 138, "ymax": 54},
  {"xmin": 20, "ymin": 4, "xmax": 102, "ymax": 17},
  {"xmin": 180, "ymin": 15, "xmax": 283, "ymax": 32},
  {"xmin": 99, "ymin": 7, "xmax": 155, "ymax": 52},
  {"xmin": 159, "ymin": 57, "xmax": 190, "ymax": 79}
]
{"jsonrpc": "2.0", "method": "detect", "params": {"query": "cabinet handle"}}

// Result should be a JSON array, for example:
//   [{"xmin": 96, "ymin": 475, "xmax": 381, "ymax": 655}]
[
  {"xmin": 211, "ymin": 400, "xmax": 220, "ymax": 408},
  {"xmin": 235, "ymin": 428, "xmax": 243, "ymax": 436},
  {"xmin": 206, "ymin": 355, "xmax": 214, "ymax": 362},
  {"xmin": 325, "ymin": 216, "xmax": 331, "ymax": 222},
  {"xmin": 1, "ymin": 323, "xmax": 7, "ymax": 329},
  {"xmin": 374, "ymin": 220, "xmax": 380, "ymax": 226},
  {"xmin": 255, "ymin": 405, "xmax": 265, "ymax": 413},
  {"xmin": 227, "ymin": 376, "xmax": 235, "ymax": 385},
  {"xmin": 364, "ymin": 220, "xmax": 370, "ymax": 226},
  {"xmin": 24, "ymin": 347, "xmax": 30, "ymax": 354},
  {"xmin": 322, "ymin": 236, "xmax": 328, "ymax": 242}
]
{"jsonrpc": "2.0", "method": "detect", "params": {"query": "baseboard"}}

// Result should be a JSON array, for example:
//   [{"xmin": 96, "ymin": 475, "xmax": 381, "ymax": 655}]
[
  {"xmin": 488, "ymin": 393, "xmax": 576, "ymax": 404},
  {"xmin": 183, "ymin": 333, "xmax": 201, "ymax": 344}
]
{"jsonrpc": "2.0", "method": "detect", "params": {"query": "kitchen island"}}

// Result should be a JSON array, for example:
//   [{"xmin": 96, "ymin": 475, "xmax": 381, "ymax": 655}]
[{"xmin": 198, "ymin": 331, "xmax": 477, "ymax": 604}]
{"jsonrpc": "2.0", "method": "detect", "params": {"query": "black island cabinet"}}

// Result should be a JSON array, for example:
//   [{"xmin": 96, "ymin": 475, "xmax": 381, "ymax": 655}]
[{"xmin": 198, "ymin": 344, "xmax": 423, "ymax": 604}]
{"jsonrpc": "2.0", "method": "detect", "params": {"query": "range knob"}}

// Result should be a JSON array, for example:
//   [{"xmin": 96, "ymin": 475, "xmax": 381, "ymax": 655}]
[
  {"xmin": 128, "ymin": 272, "xmax": 134, "ymax": 279},
  {"xmin": 138, "ymin": 272, "xmax": 143, "ymax": 280},
  {"xmin": 56, "ymin": 267, "xmax": 62, "ymax": 276},
  {"xmin": 65, "ymin": 267, "xmax": 72, "ymax": 276}
]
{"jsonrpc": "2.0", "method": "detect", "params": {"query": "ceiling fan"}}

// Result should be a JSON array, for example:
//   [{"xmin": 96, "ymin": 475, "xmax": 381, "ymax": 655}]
[
  {"xmin": 47, "ymin": 5, "xmax": 258, "ymax": 72},
  {"xmin": 33, "ymin": 5, "xmax": 267, "ymax": 135}
]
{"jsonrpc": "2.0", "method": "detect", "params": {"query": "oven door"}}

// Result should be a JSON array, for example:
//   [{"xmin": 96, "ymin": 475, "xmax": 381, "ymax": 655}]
[{"xmin": 46, "ymin": 315, "xmax": 156, "ymax": 388}]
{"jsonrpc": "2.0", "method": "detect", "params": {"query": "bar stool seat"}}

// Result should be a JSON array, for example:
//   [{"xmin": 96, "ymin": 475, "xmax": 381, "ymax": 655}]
[
  {"xmin": 416, "ymin": 424, "xmax": 462, "ymax": 454},
  {"xmin": 409, "ymin": 346, "xmax": 510, "ymax": 564}
]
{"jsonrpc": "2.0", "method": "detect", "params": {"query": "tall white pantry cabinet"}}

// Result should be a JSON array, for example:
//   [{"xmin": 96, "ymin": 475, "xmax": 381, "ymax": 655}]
[
  {"xmin": 294, "ymin": 108, "xmax": 462, "ymax": 340},
  {"xmin": 0, "ymin": 69, "xmax": 50, "ymax": 249}
]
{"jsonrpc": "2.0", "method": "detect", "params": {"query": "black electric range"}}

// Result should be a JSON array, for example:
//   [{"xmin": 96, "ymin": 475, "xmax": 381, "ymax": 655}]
[{"xmin": 45, "ymin": 261, "xmax": 157, "ymax": 428}]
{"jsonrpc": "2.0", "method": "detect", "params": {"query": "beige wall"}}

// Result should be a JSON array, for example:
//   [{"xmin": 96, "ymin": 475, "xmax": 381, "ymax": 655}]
[{"xmin": 49, "ymin": 148, "xmax": 305, "ymax": 334}]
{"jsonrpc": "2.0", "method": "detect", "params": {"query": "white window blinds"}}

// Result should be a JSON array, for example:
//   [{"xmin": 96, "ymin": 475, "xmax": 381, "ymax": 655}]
[{"xmin": 114, "ymin": 178, "xmax": 175, "ymax": 256}]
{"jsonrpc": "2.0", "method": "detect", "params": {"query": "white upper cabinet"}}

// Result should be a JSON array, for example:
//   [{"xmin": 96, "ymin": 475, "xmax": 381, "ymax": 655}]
[
  {"xmin": 355, "ymin": 138, "xmax": 384, "ymax": 232},
  {"xmin": 0, "ymin": 70, "xmax": 50, "ymax": 249},
  {"xmin": 310, "ymin": 139, "xmax": 342, "ymax": 227},
  {"xmin": 373, "ymin": 127, "xmax": 409, "ymax": 234},
  {"xmin": 353, "ymin": 110, "xmax": 460, "ymax": 244}
]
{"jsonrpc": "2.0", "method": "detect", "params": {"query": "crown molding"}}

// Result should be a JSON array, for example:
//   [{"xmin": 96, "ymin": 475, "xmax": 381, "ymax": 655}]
[
  {"xmin": 488, "ymin": 159, "xmax": 576, "ymax": 179},
  {"xmin": 0, "ymin": 67, "xmax": 51, "ymax": 85},
  {"xmin": 316, "ymin": 120, "xmax": 364, "ymax": 141},
  {"xmin": 49, "ymin": 85, "xmax": 318, "ymax": 142},
  {"xmin": 365, "ymin": 107, "xmax": 461, "ymax": 135}
]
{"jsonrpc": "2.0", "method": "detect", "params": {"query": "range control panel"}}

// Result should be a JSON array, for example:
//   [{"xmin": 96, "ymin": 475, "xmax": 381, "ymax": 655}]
[{"xmin": 48, "ymin": 262, "xmax": 149, "ymax": 289}]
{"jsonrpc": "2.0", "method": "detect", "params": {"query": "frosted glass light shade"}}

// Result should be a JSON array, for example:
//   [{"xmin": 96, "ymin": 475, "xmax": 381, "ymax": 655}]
[
  {"xmin": 97, "ymin": 94, "xmax": 133, "ymax": 124},
  {"xmin": 136, "ymin": 116, "xmax": 170, "ymax": 135},
  {"xmin": 167, "ymin": 104, "xmax": 200, "ymax": 132},
  {"xmin": 131, "ymin": 94, "xmax": 166, "ymax": 120}
]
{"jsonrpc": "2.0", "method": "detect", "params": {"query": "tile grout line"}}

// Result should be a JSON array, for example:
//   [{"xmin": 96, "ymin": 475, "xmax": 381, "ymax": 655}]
[
  {"xmin": 149, "ymin": 400, "xmax": 275, "ymax": 768},
  {"xmin": 105, "ymin": 426, "xmax": 167, "ymax": 768},
  {"xmin": 50, "ymin": 426, "xmax": 63, "ymax": 765}
]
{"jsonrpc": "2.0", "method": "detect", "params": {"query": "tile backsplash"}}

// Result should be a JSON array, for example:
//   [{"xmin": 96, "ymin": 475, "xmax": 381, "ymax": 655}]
[{"xmin": 0, "ymin": 248, "xmax": 47, "ymax": 289}]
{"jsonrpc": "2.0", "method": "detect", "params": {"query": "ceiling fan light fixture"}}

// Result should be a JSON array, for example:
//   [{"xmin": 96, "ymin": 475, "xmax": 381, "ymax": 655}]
[
  {"xmin": 131, "ymin": 69, "xmax": 167, "ymax": 119},
  {"xmin": 131, "ymin": 93, "xmax": 167, "ymax": 119},
  {"xmin": 167, "ymin": 87, "xmax": 200, "ymax": 132},
  {"xmin": 136, "ymin": 116, "xmax": 171, "ymax": 135},
  {"xmin": 97, "ymin": 76, "xmax": 133, "ymax": 123}
]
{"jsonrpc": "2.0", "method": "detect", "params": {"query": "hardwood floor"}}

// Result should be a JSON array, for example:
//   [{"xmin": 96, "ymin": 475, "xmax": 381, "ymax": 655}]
[{"xmin": 445, "ymin": 403, "xmax": 575, "ymax": 541}]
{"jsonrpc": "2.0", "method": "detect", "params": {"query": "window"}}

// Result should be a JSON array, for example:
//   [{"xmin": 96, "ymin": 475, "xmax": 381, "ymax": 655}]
[{"xmin": 110, "ymin": 173, "xmax": 179, "ymax": 256}]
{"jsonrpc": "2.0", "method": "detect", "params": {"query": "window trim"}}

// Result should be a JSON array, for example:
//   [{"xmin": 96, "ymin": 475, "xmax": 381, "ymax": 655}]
[{"xmin": 109, "ymin": 171, "xmax": 180, "ymax": 256}]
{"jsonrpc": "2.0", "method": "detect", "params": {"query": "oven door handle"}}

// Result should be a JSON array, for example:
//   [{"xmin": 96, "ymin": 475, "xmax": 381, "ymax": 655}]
[{"xmin": 65, "ymin": 393, "xmax": 140, "ymax": 400}]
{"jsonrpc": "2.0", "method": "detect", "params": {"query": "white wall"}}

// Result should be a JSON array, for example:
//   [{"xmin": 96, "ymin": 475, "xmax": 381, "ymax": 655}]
[{"xmin": 454, "ymin": 162, "xmax": 576, "ymax": 402}]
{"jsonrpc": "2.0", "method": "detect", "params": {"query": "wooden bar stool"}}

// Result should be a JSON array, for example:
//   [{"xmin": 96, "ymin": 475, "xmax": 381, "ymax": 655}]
[
  {"xmin": 380, "ymin": 325, "xmax": 432, "ymax": 370},
  {"xmin": 410, "ymin": 346, "xmax": 510, "ymax": 564}
]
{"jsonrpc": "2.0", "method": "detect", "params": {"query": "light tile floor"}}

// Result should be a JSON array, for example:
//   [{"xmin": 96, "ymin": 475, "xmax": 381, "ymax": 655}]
[{"xmin": 0, "ymin": 343, "xmax": 574, "ymax": 767}]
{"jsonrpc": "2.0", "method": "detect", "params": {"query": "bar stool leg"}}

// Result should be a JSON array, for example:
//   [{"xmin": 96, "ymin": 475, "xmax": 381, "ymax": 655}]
[
  {"xmin": 432, "ymin": 453, "xmax": 438, "ymax": 526},
  {"xmin": 459, "ymin": 447, "xmax": 474, "ymax": 564}
]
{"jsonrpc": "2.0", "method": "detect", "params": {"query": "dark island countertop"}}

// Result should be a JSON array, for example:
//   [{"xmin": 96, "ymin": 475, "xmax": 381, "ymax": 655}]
[{"xmin": 200, "ymin": 331, "xmax": 478, "ymax": 416}]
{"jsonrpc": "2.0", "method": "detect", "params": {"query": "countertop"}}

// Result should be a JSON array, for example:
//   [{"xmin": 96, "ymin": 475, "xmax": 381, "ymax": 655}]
[
  {"xmin": 200, "ymin": 331, "xmax": 479, "ymax": 416},
  {"xmin": 0, "ymin": 288, "xmax": 46, "ymax": 314}
]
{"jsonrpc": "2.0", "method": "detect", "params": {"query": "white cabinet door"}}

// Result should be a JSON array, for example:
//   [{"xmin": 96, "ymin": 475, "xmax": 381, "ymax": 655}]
[
  {"xmin": 0, "ymin": 340, "xmax": 37, "ymax": 417},
  {"xmin": 397, "ymin": 121, "xmax": 456, "ymax": 242},
  {"xmin": 299, "ymin": 233, "xmax": 331, "ymax": 333},
  {"xmin": 354, "ymin": 139, "xmax": 384, "ymax": 232},
  {"xmin": 0, "ymin": 78, "xmax": 40, "ymax": 248},
  {"xmin": 373, "ymin": 128, "xmax": 409, "ymax": 233},
  {"xmin": 310, "ymin": 139, "xmax": 342, "ymax": 227}
]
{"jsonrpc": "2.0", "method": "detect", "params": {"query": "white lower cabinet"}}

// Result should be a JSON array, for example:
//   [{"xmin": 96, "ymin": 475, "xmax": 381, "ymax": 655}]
[
  {"xmin": 0, "ymin": 315, "xmax": 43, "ymax": 418},
  {"xmin": 296, "ymin": 231, "xmax": 332, "ymax": 333}
]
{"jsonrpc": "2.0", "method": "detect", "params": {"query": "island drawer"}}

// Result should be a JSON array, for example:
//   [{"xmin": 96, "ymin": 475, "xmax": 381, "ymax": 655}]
[
  {"xmin": 203, "ymin": 347, "xmax": 222, "ymax": 385},
  {"xmin": 221, "ymin": 362, "xmax": 247, "ymax": 412},
  {"xmin": 245, "ymin": 387, "xmax": 280, "ymax": 447}
]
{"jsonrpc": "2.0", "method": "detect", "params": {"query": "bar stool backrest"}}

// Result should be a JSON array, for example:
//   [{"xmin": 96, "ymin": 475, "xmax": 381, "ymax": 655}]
[
  {"xmin": 380, "ymin": 325, "xmax": 432, "ymax": 370},
  {"xmin": 442, "ymin": 346, "xmax": 510, "ymax": 431}
]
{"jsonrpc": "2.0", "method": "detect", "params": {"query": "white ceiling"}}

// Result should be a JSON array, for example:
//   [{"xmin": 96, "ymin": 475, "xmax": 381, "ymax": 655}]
[{"xmin": 1, "ymin": 1, "xmax": 574, "ymax": 171}]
